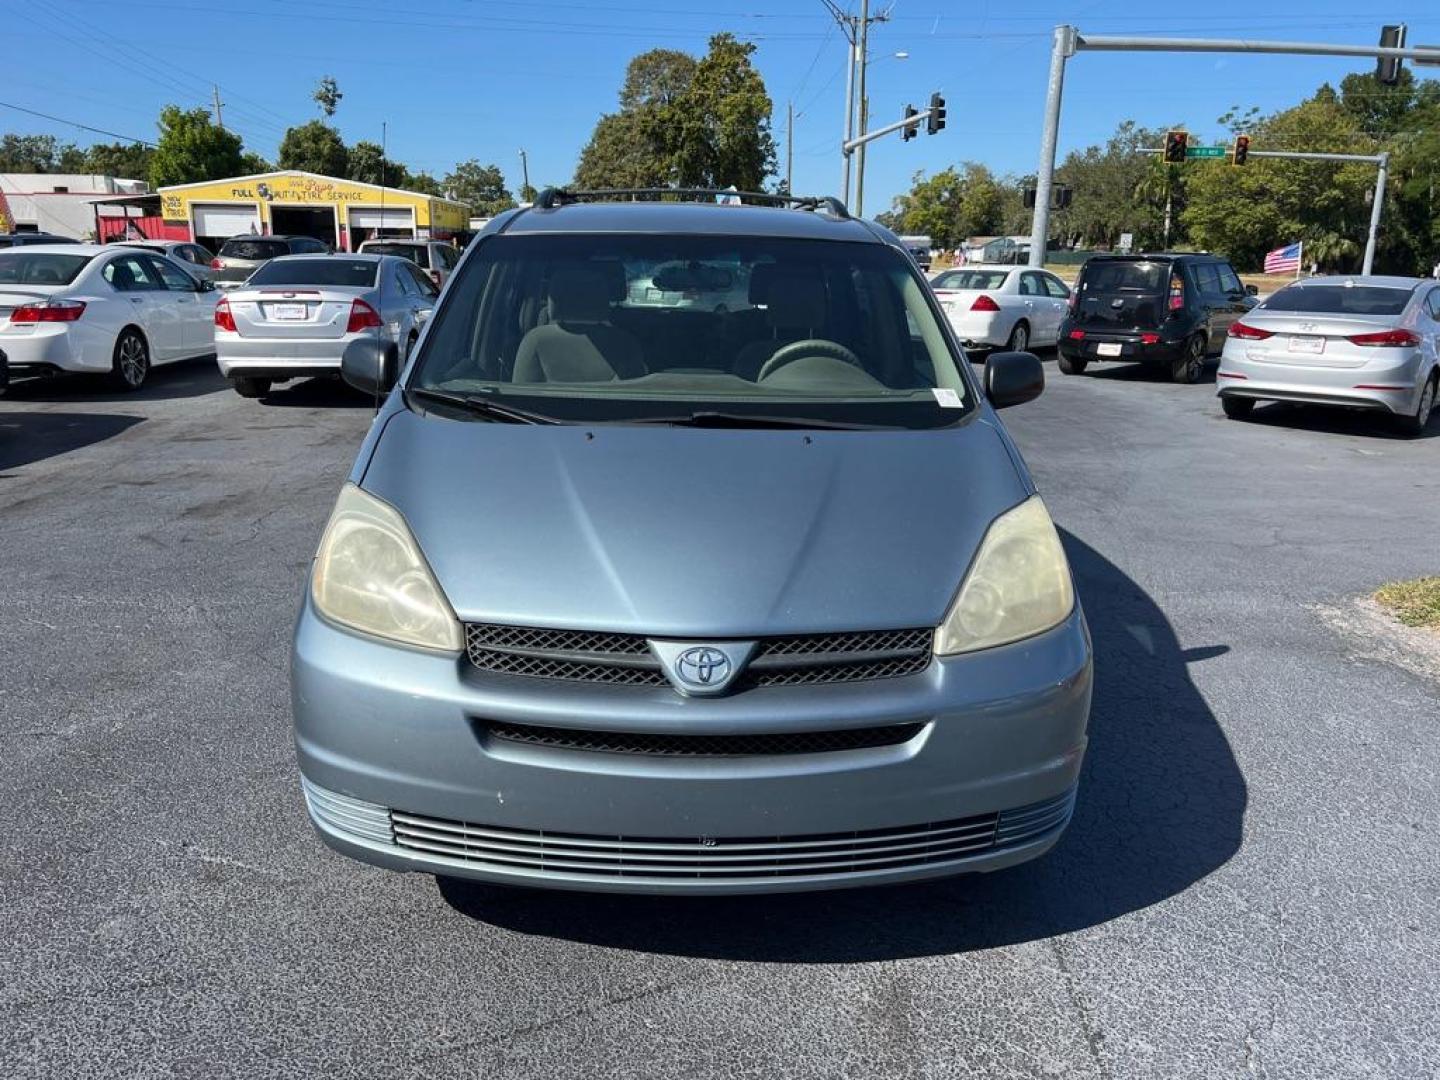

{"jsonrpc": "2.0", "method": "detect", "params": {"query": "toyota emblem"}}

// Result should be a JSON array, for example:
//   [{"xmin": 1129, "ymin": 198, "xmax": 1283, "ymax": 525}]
[{"xmin": 675, "ymin": 646, "xmax": 731, "ymax": 688}]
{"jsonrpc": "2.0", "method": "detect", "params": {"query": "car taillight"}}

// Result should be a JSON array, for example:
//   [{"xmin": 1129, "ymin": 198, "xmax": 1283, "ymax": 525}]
[
  {"xmin": 1067, "ymin": 329, "xmax": 1086, "ymax": 340},
  {"xmin": 211, "ymin": 258, "xmax": 223, "ymax": 269},
  {"xmin": 214, "ymin": 298, "xmax": 237, "ymax": 333},
  {"xmin": 1167, "ymin": 274, "xmax": 1185, "ymax": 312},
  {"xmin": 346, "ymin": 298, "xmax": 383, "ymax": 333},
  {"xmin": 1347, "ymin": 328, "xmax": 1420, "ymax": 347},
  {"xmin": 1227, "ymin": 321, "xmax": 1273, "ymax": 340},
  {"xmin": 971, "ymin": 294, "xmax": 1001, "ymax": 312},
  {"xmin": 10, "ymin": 299, "xmax": 86, "ymax": 322},
  {"xmin": 1140, "ymin": 332, "xmax": 1161, "ymax": 345}
]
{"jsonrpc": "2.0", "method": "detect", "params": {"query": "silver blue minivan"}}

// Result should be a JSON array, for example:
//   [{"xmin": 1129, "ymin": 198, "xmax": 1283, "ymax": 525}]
[{"xmin": 292, "ymin": 190, "xmax": 1092, "ymax": 894}]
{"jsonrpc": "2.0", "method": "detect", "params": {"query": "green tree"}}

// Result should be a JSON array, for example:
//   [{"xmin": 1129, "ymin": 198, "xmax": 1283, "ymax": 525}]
[
  {"xmin": 1183, "ymin": 94, "xmax": 1376, "ymax": 271},
  {"xmin": 442, "ymin": 160, "xmax": 514, "ymax": 214},
  {"xmin": 884, "ymin": 165, "xmax": 1009, "ymax": 249},
  {"xmin": 313, "ymin": 76, "xmax": 342, "ymax": 118},
  {"xmin": 0, "ymin": 134, "xmax": 63, "ymax": 172},
  {"xmin": 277, "ymin": 120, "xmax": 348, "ymax": 176},
  {"xmin": 150, "ymin": 106, "xmax": 245, "ymax": 187},
  {"xmin": 239, "ymin": 151, "xmax": 271, "ymax": 174},
  {"xmin": 406, "ymin": 171, "xmax": 443, "ymax": 196},
  {"xmin": 575, "ymin": 34, "xmax": 774, "ymax": 190},
  {"xmin": 1050, "ymin": 121, "xmax": 1172, "ymax": 249},
  {"xmin": 79, "ymin": 142, "xmax": 155, "ymax": 179}
]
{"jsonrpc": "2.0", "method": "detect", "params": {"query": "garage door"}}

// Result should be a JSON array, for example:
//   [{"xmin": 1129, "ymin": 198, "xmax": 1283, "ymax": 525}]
[
  {"xmin": 193, "ymin": 203, "xmax": 259, "ymax": 238},
  {"xmin": 349, "ymin": 208, "xmax": 414, "ymax": 231}
]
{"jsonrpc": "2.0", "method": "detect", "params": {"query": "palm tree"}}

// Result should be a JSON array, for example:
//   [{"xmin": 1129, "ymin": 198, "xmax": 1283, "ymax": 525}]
[
  {"xmin": 1134, "ymin": 159, "xmax": 1181, "ymax": 248},
  {"xmin": 1304, "ymin": 232, "xmax": 1360, "ymax": 274}
]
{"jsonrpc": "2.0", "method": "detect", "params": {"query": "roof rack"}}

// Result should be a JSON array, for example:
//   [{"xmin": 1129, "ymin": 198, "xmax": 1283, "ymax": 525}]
[{"xmin": 533, "ymin": 187, "xmax": 850, "ymax": 219}]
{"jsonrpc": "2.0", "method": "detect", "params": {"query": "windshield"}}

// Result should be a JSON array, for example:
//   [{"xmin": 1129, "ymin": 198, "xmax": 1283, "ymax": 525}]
[
  {"xmin": 1081, "ymin": 261, "xmax": 1166, "ymax": 293},
  {"xmin": 410, "ymin": 234, "xmax": 971, "ymax": 427},
  {"xmin": 934, "ymin": 270, "xmax": 1009, "ymax": 291},
  {"xmin": 1261, "ymin": 284, "xmax": 1412, "ymax": 316},
  {"xmin": 248, "ymin": 259, "xmax": 379, "ymax": 288},
  {"xmin": 220, "ymin": 239, "xmax": 287, "ymax": 261},
  {"xmin": 362, "ymin": 242, "xmax": 429, "ymax": 268},
  {"xmin": 0, "ymin": 252, "xmax": 92, "ymax": 286}
]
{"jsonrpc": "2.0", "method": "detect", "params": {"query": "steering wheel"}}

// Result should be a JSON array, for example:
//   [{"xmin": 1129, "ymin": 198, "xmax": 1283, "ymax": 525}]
[{"xmin": 757, "ymin": 338, "xmax": 862, "ymax": 381}]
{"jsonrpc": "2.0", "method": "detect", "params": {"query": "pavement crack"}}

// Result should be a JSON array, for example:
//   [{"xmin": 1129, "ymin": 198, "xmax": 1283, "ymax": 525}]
[{"xmin": 1051, "ymin": 937, "xmax": 1110, "ymax": 1080}]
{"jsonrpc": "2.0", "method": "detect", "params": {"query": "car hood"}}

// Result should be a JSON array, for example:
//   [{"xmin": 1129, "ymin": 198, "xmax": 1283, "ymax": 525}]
[{"xmin": 360, "ymin": 409, "xmax": 1029, "ymax": 636}]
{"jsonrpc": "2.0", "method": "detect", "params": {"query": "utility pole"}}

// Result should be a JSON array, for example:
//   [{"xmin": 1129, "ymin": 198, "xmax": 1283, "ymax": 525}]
[
  {"xmin": 854, "ymin": 0, "xmax": 873, "ymax": 216},
  {"xmin": 518, "ymin": 147, "xmax": 530, "ymax": 199},
  {"xmin": 823, "ymin": 1, "xmax": 888, "ymax": 209},
  {"xmin": 785, "ymin": 101, "xmax": 793, "ymax": 193},
  {"xmin": 211, "ymin": 84, "xmax": 225, "ymax": 131}
]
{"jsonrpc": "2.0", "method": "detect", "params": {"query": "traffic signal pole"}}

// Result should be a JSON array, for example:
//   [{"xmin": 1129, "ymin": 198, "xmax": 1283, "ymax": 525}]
[{"xmin": 1026, "ymin": 27, "xmax": 1440, "ymax": 269}]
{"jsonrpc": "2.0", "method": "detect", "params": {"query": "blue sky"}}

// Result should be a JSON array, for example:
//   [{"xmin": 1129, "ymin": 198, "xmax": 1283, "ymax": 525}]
[{"xmin": 6, "ymin": 0, "xmax": 1437, "ymax": 213}]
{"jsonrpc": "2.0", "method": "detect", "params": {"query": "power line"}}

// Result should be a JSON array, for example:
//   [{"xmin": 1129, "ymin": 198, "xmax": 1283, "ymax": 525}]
[{"xmin": 0, "ymin": 99, "xmax": 156, "ymax": 146}]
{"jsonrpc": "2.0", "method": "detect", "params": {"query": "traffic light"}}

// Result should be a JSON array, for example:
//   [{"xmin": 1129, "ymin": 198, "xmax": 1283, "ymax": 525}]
[
  {"xmin": 1023, "ymin": 187, "xmax": 1037, "ymax": 209},
  {"xmin": 902, "ymin": 104, "xmax": 918, "ymax": 142},
  {"xmin": 1054, "ymin": 185, "xmax": 1073, "ymax": 210},
  {"xmin": 1163, "ymin": 130, "xmax": 1188, "ymax": 164},
  {"xmin": 927, "ymin": 92, "xmax": 946, "ymax": 135},
  {"xmin": 1378, "ymin": 24, "xmax": 1407, "ymax": 85},
  {"xmin": 1231, "ymin": 135, "xmax": 1250, "ymax": 166}
]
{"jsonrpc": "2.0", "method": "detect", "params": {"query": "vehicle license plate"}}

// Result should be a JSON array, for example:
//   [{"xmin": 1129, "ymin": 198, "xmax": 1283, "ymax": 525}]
[
  {"xmin": 270, "ymin": 303, "xmax": 307, "ymax": 321},
  {"xmin": 1096, "ymin": 342, "xmax": 1123, "ymax": 357},
  {"xmin": 1287, "ymin": 336, "xmax": 1324, "ymax": 354}
]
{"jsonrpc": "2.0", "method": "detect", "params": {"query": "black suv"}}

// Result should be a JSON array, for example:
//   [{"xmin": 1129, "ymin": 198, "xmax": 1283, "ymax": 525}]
[{"xmin": 1057, "ymin": 253, "xmax": 1257, "ymax": 383}]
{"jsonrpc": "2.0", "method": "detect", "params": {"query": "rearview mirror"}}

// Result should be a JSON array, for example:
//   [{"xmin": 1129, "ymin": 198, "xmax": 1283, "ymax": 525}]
[
  {"xmin": 984, "ymin": 350, "xmax": 1044, "ymax": 409},
  {"xmin": 341, "ymin": 338, "xmax": 400, "ymax": 397}
]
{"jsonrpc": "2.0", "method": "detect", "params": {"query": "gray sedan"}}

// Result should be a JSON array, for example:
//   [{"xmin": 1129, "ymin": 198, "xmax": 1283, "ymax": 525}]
[
  {"xmin": 215, "ymin": 254, "xmax": 439, "ymax": 399},
  {"xmin": 1218, "ymin": 275, "xmax": 1439, "ymax": 435}
]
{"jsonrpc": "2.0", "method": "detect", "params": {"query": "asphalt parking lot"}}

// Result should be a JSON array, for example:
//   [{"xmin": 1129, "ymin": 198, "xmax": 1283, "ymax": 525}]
[{"xmin": 2, "ymin": 358, "xmax": 1437, "ymax": 1079}]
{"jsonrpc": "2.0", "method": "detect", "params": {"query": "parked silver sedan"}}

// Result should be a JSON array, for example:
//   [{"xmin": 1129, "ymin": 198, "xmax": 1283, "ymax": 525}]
[
  {"xmin": 215, "ymin": 254, "xmax": 439, "ymax": 399},
  {"xmin": 1217, "ymin": 275, "xmax": 1439, "ymax": 436}
]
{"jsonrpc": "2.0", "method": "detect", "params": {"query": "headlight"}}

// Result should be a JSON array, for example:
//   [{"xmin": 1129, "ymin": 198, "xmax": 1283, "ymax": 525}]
[
  {"xmin": 935, "ymin": 495, "xmax": 1075, "ymax": 656},
  {"xmin": 311, "ymin": 483, "xmax": 462, "ymax": 652}
]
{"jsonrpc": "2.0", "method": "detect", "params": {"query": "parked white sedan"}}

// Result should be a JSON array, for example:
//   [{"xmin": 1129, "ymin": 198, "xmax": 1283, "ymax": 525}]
[
  {"xmin": 930, "ymin": 265, "xmax": 1071, "ymax": 353},
  {"xmin": 0, "ymin": 244, "xmax": 219, "ymax": 391}
]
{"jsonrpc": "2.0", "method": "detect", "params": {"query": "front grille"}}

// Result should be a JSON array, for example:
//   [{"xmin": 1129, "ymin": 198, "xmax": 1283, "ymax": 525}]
[
  {"xmin": 388, "ymin": 788, "xmax": 1076, "ymax": 882},
  {"xmin": 463, "ymin": 623, "xmax": 933, "ymax": 690},
  {"xmin": 483, "ymin": 719, "xmax": 925, "ymax": 757}
]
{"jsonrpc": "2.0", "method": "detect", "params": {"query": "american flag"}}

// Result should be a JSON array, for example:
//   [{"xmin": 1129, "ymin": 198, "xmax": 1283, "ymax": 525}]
[{"xmin": 1263, "ymin": 241, "xmax": 1302, "ymax": 274}]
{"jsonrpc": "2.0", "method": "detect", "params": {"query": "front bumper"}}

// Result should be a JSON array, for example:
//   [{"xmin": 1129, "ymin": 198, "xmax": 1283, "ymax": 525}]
[
  {"xmin": 292, "ymin": 598, "xmax": 1093, "ymax": 894},
  {"xmin": 1216, "ymin": 344, "xmax": 1424, "ymax": 416}
]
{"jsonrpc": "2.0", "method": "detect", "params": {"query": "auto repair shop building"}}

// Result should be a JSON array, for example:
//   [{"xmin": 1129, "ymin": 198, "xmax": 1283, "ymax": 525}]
[{"xmin": 152, "ymin": 170, "xmax": 470, "ymax": 252}]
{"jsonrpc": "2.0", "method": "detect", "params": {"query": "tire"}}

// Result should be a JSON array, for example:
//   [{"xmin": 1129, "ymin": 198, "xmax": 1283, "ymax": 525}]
[
  {"xmin": 1057, "ymin": 351, "xmax": 1088, "ymax": 375},
  {"xmin": 1171, "ymin": 335, "xmax": 1206, "ymax": 384},
  {"xmin": 1006, "ymin": 320, "xmax": 1030, "ymax": 352},
  {"xmin": 1394, "ymin": 374, "xmax": 1437, "ymax": 438},
  {"xmin": 232, "ymin": 376, "xmax": 272, "ymax": 399},
  {"xmin": 1221, "ymin": 396, "xmax": 1255, "ymax": 420},
  {"xmin": 110, "ymin": 328, "xmax": 149, "ymax": 392}
]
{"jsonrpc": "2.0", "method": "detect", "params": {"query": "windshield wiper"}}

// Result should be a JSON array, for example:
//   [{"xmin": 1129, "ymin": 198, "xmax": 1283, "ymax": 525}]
[
  {"xmin": 625, "ymin": 410, "xmax": 888, "ymax": 431},
  {"xmin": 407, "ymin": 387, "xmax": 561, "ymax": 425}
]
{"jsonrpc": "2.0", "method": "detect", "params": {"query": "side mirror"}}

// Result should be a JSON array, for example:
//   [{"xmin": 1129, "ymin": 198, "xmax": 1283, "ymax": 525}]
[
  {"xmin": 1245, "ymin": 283, "xmax": 1259, "ymax": 296},
  {"xmin": 984, "ymin": 350, "xmax": 1044, "ymax": 409},
  {"xmin": 341, "ymin": 337, "xmax": 400, "ymax": 397},
  {"xmin": 198, "ymin": 278, "xmax": 216, "ymax": 292}
]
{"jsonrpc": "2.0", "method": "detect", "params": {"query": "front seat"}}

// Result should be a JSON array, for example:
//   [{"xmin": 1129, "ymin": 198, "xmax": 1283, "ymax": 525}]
[
  {"xmin": 513, "ymin": 265, "xmax": 645, "ymax": 383},
  {"xmin": 734, "ymin": 268, "xmax": 829, "ymax": 381}
]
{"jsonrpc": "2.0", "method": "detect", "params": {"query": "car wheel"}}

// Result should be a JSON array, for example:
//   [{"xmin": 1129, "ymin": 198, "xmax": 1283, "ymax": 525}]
[
  {"xmin": 1057, "ymin": 351, "xmax": 1087, "ymax": 375},
  {"xmin": 1394, "ymin": 374, "xmax": 1437, "ymax": 437},
  {"xmin": 1221, "ymin": 396, "xmax": 1255, "ymax": 420},
  {"xmin": 1006, "ymin": 320, "xmax": 1029, "ymax": 352},
  {"xmin": 1171, "ymin": 336, "xmax": 1205, "ymax": 384},
  {"xmin": 232, "ymin": 377, "xmax": 272, "ymax": 399},
  {"xmin": 110, "ymin": 329, "xmax": 150, "ymax": 392}
]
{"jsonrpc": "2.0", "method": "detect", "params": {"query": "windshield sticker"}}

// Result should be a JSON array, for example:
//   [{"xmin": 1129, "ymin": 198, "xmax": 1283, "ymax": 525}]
[{"xmin": 932, "ymin": 388, "xmax": 962, "ymax": 408}]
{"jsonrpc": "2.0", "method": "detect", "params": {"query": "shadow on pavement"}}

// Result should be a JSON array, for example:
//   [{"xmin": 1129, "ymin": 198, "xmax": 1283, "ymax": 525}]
[
  {"xmin": 0, "ymin": 356, "xmax": 228, "ymax": 403},
  {"xmin": 0, "ymin": 411, "xmax": 144, "ymax": 472},
  {"xmin": 439, "ymin": 531, "xmax": 1246, "ymax": 961},
  {"xmin": 1082, "ymin": 361, "xmax": 1218, "ymax": 386},
  {"xmin": 1235, "ymin": 400, "xmax": 1437, "ymax": 441},
  {"xmin": 260, "ymin": 377, "xmax": 373, "ymax": 410}
]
